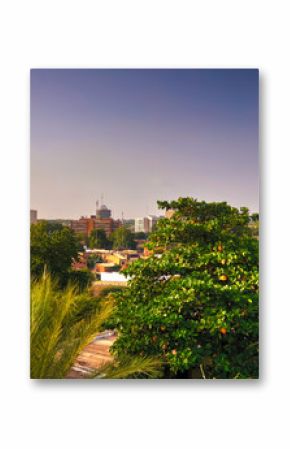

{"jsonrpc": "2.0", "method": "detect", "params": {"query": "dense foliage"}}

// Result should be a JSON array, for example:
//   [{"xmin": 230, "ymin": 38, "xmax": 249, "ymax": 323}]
[
  {"xmin": 112, "ymin": 198, "xmax": 259, "ymax": 379},
  {"xmin": 134, "ymin": 231, "xmax": 148, "ymax": 240},
  {"xmin": 63, "ymin": 269, "xmax": 95, "ymax": 292},
  {"xmin": 87, "ymin": 254, "xmax": 103, "ymax": 269},
  {"xmin": 251, "ymin": 213, "xmax": 259, "ymax": 222},
  {"xmin": 31, "ymin": 222, "xmax": 79, "ymax": 278},
  {"xmin": 89, "ymin": 228, "xmax": 111, "ymax": 249},
  {"xmin": 30, "ymin": 221, "xmax": 92, "ymax": 289},
  {"xmin": 31, "ymin": 274, "xmax": 161, "ymax": 379},
  {"xmin": 110, "ymin": 226, "xmax": 136, "ymax": 250}
]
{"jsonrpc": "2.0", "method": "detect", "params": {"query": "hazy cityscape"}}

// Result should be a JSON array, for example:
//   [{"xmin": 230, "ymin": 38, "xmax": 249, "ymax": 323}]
[
  {"xmin": 30, "ymin": 199, "xmax": 171, "ymax": 287},
  {"xmin": 30, "ymin": 201, "xmax": 165, "ymax": 233}
]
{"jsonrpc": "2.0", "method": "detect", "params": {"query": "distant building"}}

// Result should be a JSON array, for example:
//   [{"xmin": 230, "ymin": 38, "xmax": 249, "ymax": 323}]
[
  {"xmin": 135, "ymin": 217, "xmax": 149, "ymax": 233},
  {"xmin": 135, "ymin": 215, "xmax": 159, "ymax": 233},
  {"xmin": 70, "ymin": 202, "xmax": 121, "ymax": 237},
  {"xmin": 70, "ymin": 215, "xmax": 121, "ymax": 237},
  {"xmin": 147, "ymin": 215, "xmax": 158, "ymax": 232},
  {"xmin": 30, "ymin": 209, "xmax": 37, "ymax": 224},
  {"xmin": 96, "ymin": 203, "xmax": 111, "ymax": 219},
  {"xmin": 95, "ymin": 263, "xmax": 118, "ymax": 273},
  {"xmin": 70, "ymin": 216, "xmax": 90, "ymax": 235},
  {"xmin": 85, "ymin": 249, "xmax": 110, "ymax": 256},
  {"xmin": 105, "ymin": 252, "xmax": 127, "ymax": 267},
  {"xmin": 100, "ymin": 272, "xmax": 129, "ymax": 283}
]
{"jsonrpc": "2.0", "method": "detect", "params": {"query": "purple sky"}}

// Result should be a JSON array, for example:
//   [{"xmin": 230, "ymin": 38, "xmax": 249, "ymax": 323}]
[{"xmin": 31, "ymin": 69, "xmax": 259, "ymax": 219}]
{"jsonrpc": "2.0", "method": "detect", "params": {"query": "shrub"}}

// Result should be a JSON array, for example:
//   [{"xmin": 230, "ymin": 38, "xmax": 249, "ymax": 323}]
[{"xmin": 64, "ymin": 269, "xmax": 94, "ymax": 292}]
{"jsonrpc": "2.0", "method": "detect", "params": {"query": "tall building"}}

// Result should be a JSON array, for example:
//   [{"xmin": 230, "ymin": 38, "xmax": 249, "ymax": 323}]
[
  {"xmin": 147, "ymin": 215, "xmax": 158, "ymax": 232},
  {"xmin": 69, "ymin": 216, "xmax": 89, "ymax": 234},
  {"xmin": 70, "ymin": 202, "xmax": 121, "ymax": 237},
  {"xmin": 96, "ymin": 203, "xmax": 111, "ymax": 219},
  {"xmin": 134, "ymin": 215, "xmax": 159, "ymax": 233},
  {"xmin": 30, "ymin": 209, "xmax": 37, "ymax": 224},
  {"xmin": 135, "ymin": 217, "xmax": 149, "ymax": 233}
]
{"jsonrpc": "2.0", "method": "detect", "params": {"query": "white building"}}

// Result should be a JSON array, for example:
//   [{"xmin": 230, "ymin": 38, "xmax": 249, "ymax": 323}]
[
  {"xmin": 147, "ymin": 215, "xmax": 158, "ymax": 232},
  {"xmin": 100, "ymin": 272, "xmax": 129, "ymax": 282},
  {"xmin": 135, "ymin": 215, "xmax": 159, "ymax": 233},
  {"xmin": 135, "ymin": 217, "xmax": 149, "ymax": 233}
]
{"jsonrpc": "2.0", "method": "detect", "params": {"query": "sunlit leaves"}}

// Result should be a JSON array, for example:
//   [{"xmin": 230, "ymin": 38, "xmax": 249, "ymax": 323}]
[{"xmin": 112, "ymin": 198, "xmax": 259, "ymax": 379}]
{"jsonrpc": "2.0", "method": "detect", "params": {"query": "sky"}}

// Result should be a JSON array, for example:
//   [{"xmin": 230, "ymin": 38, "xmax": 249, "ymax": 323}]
[{"xmin": 31, "ymin": 69, "xmax": 259, "ymax": 219}]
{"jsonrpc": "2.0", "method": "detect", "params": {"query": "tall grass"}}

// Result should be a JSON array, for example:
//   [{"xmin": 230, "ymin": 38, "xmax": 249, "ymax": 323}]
[
  {"xmin": 31, "ymin": 273, "xmax": 162, "ymax": 379},
  {"xmin": 31, "ymin": 273, "xmax": 113, "ymax": 378}
]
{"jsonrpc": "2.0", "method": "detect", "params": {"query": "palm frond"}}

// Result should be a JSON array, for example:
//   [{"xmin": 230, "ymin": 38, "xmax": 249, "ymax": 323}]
[
  {"xmin": 30, "ymin": 273, "xmax": 113, "ymax": 379},
  {"xmin": 31, "ymin": 273, "xmax": 163, "ymax": 379},
  {"xmin": 91, "ymin": 356, "xmax": 162, "ymax": 379}
]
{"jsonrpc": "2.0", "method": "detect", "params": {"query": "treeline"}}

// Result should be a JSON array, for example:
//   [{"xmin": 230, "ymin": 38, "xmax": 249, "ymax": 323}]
[{"xmin": 81, "ymin": 227, "xmax": 138, "ymax": 250}]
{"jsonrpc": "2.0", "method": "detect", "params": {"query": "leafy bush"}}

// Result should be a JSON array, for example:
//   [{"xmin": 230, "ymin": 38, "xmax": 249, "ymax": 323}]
[
  {"xmin": 87, "ymin": 254, "xmax": 103, "ymax": 269},
  {"xmin": 64, "ymin": 269, "xmax": 95, "ymax": 292},
  {"xmin": 111, "ymin": 198, "xmax": 259, "ymax": 379}
]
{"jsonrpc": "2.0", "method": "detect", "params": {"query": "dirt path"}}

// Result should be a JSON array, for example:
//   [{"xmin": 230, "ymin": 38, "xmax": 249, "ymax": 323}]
[{"xmin": 66, "ymin": 332, "xmax": 117, "ymax": 379}]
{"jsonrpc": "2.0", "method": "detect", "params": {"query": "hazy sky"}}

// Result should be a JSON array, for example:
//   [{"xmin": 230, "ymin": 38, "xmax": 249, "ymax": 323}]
[{"xmin": 31, "ymin": 69, "xmax": 259, "ymax": 219}]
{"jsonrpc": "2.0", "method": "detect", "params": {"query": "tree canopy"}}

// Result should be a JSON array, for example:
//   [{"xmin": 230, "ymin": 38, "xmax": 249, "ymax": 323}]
[
  {"xmin": 134, "ymin": 231, "xmax": 148, "ymax": 240},
  {"xmin": 30, "ymin": 221, "xmax": 92, "ymax": 289},
  {"xmin": 251, "ymin": 213, "xmax": 259, "ymax": 222},
  {"xmin": 89, "ymin": 228, "xmax": 111, "ymax": 249},
  {"xmin": 110, "ymin": 226, "xmax": 136, "ymax": 250},
  {"xmin": 31, "ymin": 222, "xmax": 79, "ymax": 278},
  {"xmin": 111, "ymin": 198, "xmax": 259, "ymax": 379}
]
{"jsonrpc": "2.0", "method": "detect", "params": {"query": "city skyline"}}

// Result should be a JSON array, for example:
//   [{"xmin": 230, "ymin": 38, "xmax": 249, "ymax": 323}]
[{"xmin": 31, "ymin": 69, "xmax": 259, "ymax": 219}]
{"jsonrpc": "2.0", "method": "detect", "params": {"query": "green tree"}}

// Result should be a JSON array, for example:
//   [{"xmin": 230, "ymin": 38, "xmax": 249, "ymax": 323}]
[
  {"xmin": 31, "ymin": 221, "xmax": 79, "ymax": 282},
  {"xmin": 249, "ymin": 213, "xmax": 259, "ymax": 239},
  {"xmin": 89, "ymin": 228, "xmax": 111, "ymax": 249},
  {"xmin": 31, "ymin": 274, "xmax": 161, "ymax": 379},
  {"xmin": 112, "ymin": 198, "xmax": 259, "ymax": 379},
  {"xmin": 134, "ymin": 231, "xmax": 148, "ymax": 240},
  {"xmin": 64, "ymin": 269, "xmax": 94, "ymax": 292},
  {"xmin": 251, "ymin": 213, "xmax": 259, "ymax": 222},
  {"xmin": 76, "ymin": 232, "xmax": 89, "ymax": 249},
  {"xmin": 87, "ymin": 254, "xmax": 103, "ymax": 269},
  {"xmin": 110, "ymin": 226, "xmax": 136, "ymax": 250}
]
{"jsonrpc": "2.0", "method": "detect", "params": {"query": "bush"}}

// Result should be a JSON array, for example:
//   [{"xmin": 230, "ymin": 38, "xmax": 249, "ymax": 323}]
[
  {"xmin": 64, "ymin": 269, "xmax": 95, "ymax": 292},
  {"xmin": 87, "ymin": 254, "xmax": 103, "ymax": 269}
]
